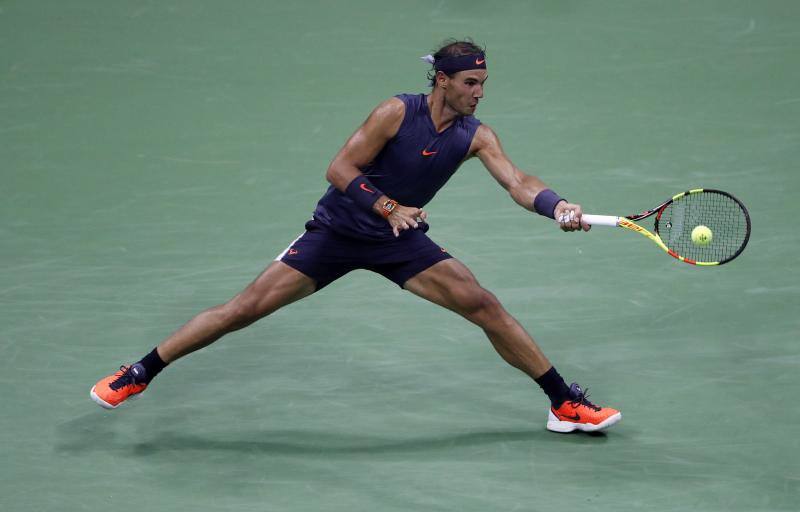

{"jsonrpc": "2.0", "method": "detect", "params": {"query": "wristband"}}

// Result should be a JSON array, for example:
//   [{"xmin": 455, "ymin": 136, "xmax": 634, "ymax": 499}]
[
  {"xmin": 345, "ymin": 175, "xmax": 383, "ymax": 212},
  {"xmin": 533, "ymin": 189, "xmax": 566, "ymax": 219}
]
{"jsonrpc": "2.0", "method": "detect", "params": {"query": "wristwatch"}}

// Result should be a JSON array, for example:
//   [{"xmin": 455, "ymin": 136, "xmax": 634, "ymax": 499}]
[{"xmin": 380, "ymin": 199, "xmax": 398, "ymax": 218}]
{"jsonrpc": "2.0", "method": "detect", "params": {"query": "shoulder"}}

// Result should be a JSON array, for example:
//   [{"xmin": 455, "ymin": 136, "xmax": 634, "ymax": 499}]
[
  {"xmin": 369, "ymin": 97, "xmax": 406, "ymax": 121},
  {"xmin": 363, "ymin": 97, "xmax": 406, "ymax": 138},
  {"xmin": 393, "ymin": 93, "xmax": 424, "ymax": 109},
  {"xmin": 468, "ymin": 123, "xmax": 502, "ymax": 156}
]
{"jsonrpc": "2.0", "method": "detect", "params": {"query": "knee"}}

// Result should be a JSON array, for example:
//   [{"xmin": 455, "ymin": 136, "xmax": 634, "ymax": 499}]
[
  {"xmin": 457, "ymin": 288, "xmax": 505, "ymax": 326},
  {"xmin": 218, "ymin": 296, "xmax": 263, "ymax": 331}
]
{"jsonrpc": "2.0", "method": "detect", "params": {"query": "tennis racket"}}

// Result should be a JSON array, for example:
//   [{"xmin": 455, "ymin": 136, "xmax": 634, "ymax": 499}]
[{"xmin": 576, "ymin": 188, "xmax": 751, "ymax": 266}]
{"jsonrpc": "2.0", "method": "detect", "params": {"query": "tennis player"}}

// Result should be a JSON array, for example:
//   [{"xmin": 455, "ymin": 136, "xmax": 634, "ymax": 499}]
[{"xmin": 91, "ymin": 40, "xmax": 621, "ymax": 433}]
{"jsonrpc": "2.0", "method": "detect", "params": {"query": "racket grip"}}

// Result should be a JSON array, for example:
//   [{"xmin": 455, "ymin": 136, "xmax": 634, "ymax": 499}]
[{"xmin": 582, "ymin": 214, "xmax": 620, "ymax": 227}]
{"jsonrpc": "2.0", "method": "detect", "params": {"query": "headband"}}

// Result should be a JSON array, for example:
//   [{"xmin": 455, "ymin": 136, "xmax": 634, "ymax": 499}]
[{"xmin": 420, "ymin": 53, "xmax": 487, "ymax": 75}]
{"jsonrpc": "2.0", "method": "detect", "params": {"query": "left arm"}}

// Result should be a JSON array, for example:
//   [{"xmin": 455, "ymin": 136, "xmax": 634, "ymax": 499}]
[{"xmin": 470, "ymin": 124, "xmax": 588, "ymax": 232}]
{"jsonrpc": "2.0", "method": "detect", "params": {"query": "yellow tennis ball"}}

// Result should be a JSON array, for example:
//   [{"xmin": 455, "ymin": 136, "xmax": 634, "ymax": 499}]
[{"xmin": 691, "ymin": 225, "xmax": 713, "ymax": 246}]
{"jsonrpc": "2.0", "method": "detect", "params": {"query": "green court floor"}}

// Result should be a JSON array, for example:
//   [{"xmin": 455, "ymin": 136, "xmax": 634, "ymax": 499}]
[{"xmin": 2, "ymin": 1, "xmax": 798, "ymax": 510}]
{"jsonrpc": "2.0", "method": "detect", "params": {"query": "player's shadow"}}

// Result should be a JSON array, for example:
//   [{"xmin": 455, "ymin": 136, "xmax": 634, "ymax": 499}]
[{"xmin": 54, "ymin": 411, "xmax": 608, "ymax": 457}]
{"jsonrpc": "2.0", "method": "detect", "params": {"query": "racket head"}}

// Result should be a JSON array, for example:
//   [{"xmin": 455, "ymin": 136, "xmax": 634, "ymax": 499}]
[{"xmin": 653, "ymin": 189, "xmax": 751, "ymax": 265}]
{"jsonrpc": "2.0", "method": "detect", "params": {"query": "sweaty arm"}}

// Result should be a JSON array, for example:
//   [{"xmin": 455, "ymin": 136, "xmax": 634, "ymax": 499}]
[
  {"xmin": 470, "ymin": 124, "xmax": 588, "ymax": 232},
  {"xmin": 325, "ymin": 98, "xmax": 427, "ymax": 237}
]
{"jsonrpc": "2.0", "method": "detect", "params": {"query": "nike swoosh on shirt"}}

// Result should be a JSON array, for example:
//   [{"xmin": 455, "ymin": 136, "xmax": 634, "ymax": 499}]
[
  {"xmin": 359, "ymin": 183, "xmax": 375, "ymax": 193},
  {"xmin": 421, "ymin": 149, "xmax": 437, "ymax": 156}
]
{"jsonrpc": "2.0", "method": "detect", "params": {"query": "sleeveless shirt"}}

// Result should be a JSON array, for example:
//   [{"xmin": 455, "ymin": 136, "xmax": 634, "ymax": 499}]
[{"xmin": 313, "ymin": 93, "xmax": 481, "ymax": 240}]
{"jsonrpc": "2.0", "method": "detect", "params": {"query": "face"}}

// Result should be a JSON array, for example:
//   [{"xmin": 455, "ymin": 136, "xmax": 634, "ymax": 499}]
[{"xmin": 439, "ymin": 69, "xmax": 488, "ymax": 115}]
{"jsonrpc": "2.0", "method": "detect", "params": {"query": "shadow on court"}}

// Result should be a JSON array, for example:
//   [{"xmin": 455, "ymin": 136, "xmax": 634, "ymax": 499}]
[{"xmin": 54, "ymin": 410, "xmax": 610, "ymax": 457}]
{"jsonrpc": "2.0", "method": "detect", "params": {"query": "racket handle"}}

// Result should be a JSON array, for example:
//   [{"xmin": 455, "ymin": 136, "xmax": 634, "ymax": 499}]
[{"xmin": 582, "ymin": 214, "xmax": 620, "ymax": 227}]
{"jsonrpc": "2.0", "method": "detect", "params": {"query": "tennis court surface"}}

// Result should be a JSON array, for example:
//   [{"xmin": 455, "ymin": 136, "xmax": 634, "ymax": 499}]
[{"xmin": 2, "ymin": 1, "xmax": 798, "ymax": 510}]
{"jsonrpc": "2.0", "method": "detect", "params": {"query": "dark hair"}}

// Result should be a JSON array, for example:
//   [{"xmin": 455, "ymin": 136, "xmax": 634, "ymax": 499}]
[{"xmin": 427, "ymin": 38, "xmax": 486, "ymax": 86}]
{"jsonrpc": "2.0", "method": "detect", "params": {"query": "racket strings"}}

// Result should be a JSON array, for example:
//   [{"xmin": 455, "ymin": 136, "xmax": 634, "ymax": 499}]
[{"xmin": 657, "ymin": 191, "xmax": 749, "ymax": 263}]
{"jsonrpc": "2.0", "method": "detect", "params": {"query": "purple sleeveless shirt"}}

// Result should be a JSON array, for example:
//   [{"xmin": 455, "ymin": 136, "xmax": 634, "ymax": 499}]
[{"xmin": 313, "ymin": 93, "xmax": 482, "ymax": 240}]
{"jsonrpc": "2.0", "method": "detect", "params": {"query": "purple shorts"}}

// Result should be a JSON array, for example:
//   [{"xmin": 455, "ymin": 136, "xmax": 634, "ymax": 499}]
[{"xmin": 276, "ymin": 219, "xmax": 452, "ymax": 290}]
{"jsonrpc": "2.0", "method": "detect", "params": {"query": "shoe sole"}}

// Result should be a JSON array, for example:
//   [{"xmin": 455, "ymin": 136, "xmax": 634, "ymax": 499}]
[
  {"xmin": 546, "ymin": 411, "xmax": 622, "ymax": 433},
  {"xmin": 89, "ymin": 386, "xmax": 143, "ymax": 410}
]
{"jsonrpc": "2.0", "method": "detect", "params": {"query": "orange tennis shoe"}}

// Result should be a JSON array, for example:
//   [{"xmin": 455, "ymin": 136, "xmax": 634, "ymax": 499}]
[
  {"xmin": 547, "ymin": 383, "xmax": 621, "ymax": 433},
  {"xmin": 90, "ymin": 364, "xmax": 148, "ymax": 409}
]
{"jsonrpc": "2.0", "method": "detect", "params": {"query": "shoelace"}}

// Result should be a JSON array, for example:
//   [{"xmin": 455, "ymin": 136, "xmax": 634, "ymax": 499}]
[
  {"xmin": 109, "ymin": 365, "xmax": 140, "ymax": 391},
  {"xmin": 569, "ymin": 387, "xmax": 601, "ymax": 412}
]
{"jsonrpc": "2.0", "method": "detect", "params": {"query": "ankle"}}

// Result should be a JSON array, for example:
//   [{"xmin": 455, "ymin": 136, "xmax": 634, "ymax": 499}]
[
  {"xmin": 534, "ymin": 366, "xmax": 570, "ymax": 408},
  {"xmin": 137, "ymin": 347, "xmax": 169, "ymax": 383}
]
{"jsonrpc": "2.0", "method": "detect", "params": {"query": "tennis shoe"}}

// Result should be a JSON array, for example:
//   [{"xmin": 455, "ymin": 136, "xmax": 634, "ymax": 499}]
[
  {"xmin": 90, "ymin": 363, "xmax": 148, "ymax": 409},
  {"xmin": 547, "ymin": 383, "xmax": 621, "ymax": 433}
]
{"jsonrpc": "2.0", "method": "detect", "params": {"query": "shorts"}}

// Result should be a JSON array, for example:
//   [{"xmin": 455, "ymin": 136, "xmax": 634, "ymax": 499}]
[{"xmin": 276, "ymin": 219, "xmax": 452, "ymax": 290}]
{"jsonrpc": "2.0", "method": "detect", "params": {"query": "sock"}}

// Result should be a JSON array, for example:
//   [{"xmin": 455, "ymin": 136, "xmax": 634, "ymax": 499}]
[
  {"xmin": 534, "ymin": 366, "xmax": 571, "ymax": 408},
  {"xmin": 136, "ymin": 347, "xmax": 168, "ymax": 383}
]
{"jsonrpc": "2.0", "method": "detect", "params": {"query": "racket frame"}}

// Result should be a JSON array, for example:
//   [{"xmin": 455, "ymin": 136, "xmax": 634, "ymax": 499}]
[{"xmin": 583, "ymin": 188, "xmax": 750, "ymax": 266}]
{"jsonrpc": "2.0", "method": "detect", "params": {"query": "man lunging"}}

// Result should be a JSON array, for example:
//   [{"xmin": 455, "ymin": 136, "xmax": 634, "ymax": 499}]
[{"xmin": 91, "ymin": 39, "xmax": 621, "ymax": 433}]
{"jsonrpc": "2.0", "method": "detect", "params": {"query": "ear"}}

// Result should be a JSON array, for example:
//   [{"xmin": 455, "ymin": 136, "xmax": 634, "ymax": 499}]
[{"xmin": 436, "ymin": 70, "xmax": 448, "ymax": 89}]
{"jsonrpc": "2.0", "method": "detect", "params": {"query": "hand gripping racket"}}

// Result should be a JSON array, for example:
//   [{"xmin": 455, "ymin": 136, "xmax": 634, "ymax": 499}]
[{"xmin": 578, "ymin": 188, "xmax": 751, "ymax": 266}]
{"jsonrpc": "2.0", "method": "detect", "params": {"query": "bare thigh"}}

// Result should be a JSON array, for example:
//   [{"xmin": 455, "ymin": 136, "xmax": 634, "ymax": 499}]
[
  {"xmin": 229, "ymin": 260, "xmax": 318, "ymax": 320},
  {"xmin": 403, "ymin": 258, "xmax": 495, "ymax": 321}
]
